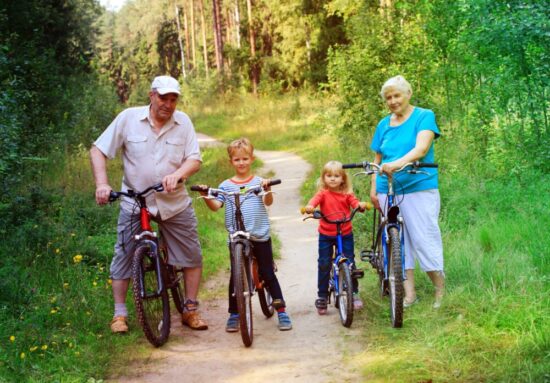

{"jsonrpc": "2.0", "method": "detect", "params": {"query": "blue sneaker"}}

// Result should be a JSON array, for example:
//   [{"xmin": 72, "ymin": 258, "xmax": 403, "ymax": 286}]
[
  {"xmin": 277, "ymin": 312, "xmax": 292, "ymax": 331},
  {"xmin": 225, "ymin": 313, "xmax": 239, "ymax": 332}
]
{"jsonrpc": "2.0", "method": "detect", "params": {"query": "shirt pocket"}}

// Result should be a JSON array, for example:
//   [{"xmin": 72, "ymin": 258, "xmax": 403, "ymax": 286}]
[
  {"xmin": 126, "ymin": 135, "xmax": 148, "ymax": 156},
  {"xmin": 166, "ymin": 138, "xmax": 185, "ymax": 163}
]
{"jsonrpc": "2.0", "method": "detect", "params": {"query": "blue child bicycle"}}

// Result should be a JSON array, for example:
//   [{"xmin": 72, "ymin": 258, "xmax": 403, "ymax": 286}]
[
  {"xmin": 301, "ymin": 207, "xmax": 365, "ymax": 327},
  {"xmin": 343, "ymin": 161, "xmax": 438, "ymax": 328}
]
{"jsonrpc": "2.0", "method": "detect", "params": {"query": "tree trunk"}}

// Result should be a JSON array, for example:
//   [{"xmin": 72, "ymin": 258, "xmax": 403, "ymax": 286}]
[
  {"xmin": 190, "ymin": 0, "xmax": 197, "ymax": 70},
  {"xmin": 198, "ymin": 0, "xmax": 209, "ymax": 77},
  {"xmin": 212, "ymin": 0, "xmax": 224, "ymax": 73},
  {"xmin": 246, "ymin": 0, "xmax": 258, "ymax": 95},
  {"xmin": 175, "ymin": 3, "xmax": 187, "ymax": 78},
  {"xmin": 182, "ymin": 1, "xmax": 192, "ymax": 71},
  {"xmin": 234, "ymin": 0, "xmax": 241, "ymax": 48}
]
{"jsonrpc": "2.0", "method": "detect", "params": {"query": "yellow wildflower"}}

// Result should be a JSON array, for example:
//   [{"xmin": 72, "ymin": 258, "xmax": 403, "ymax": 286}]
[
  {"xmin": 41, "ymin": 345, "xmax": 48, "ymax": 351},
  {"xmin": 50, "ymin": 309, "xmax": 57, "ymax": 314},
  {"xmin": 63, "ymin": 283, "xmax": 69, "ymax": 289},
  {"xmin": 9, "ymin": 336, "xmax": 15, "ymax": 342},
  {"xmin": 29, "ymin": 346, "xmax": 38, "ymax": 352},
  {"xmin": 20, "ymin": 353, "xmax": 25, "ymax": 359},
  {"xmin": 73, "ymin": 254, "xmax": 83, "ymax": 264},
  {"xmin": 71, "ymin": 233, "xmax": 76, "ymax": 237},
  {"xmin": 107, "ymin": 279, "xmax": 112, "ymax": 285},
  {"xmin": 55, "ymin": 248, "xmax": 60, "ymax": 254},
  {"xmin": 92, "ymin": 281, "xmax": 97, "ymax": 287}
]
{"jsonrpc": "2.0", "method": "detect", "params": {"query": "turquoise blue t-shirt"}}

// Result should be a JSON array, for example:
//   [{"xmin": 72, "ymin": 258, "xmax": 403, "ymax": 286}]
[{"xmin": 370, "ymin": 107, "xmax": 440, "ymax": 194}]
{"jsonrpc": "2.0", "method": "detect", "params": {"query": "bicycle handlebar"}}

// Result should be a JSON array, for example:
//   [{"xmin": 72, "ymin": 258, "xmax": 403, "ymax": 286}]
[
  {"xmin": 190, "ymin": 179, "xmax": 282, "ymax": 197},
  {"xmin": 108, "ymin": 178, "xmax": 187, "ymax": 202},
  {"xmin": 301, "ymin": 207, "xmax": 363, "ymax": 224},
  {"xmin": 109, "ymin": 182, "xmax": 165, "ymax": 202},
  {"xmin": 342, "ymin": 161, "xmax": 438, "ymax": 174}
]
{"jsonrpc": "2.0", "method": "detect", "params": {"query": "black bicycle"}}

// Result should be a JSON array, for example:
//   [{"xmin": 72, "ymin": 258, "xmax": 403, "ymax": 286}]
[
  {"xmin": 343, "ymin": 161, "xmax": 437, "ymax": 328},
  {"xmin": 109, "ymin": 183, "xmax": 185, "ymax": 347},
  {"xmin": 191, "ymin": 179, "xmax": 281, "ymax": 347}
]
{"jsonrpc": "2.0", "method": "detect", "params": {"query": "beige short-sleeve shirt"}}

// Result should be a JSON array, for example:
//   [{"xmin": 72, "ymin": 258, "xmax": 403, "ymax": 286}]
[{"xmin": 94, "ymin": 105, "xmax": 201, "ymax": 220}]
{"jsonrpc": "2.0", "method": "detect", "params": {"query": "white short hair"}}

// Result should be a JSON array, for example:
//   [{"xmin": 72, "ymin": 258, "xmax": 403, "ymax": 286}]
[{"xmin": 380, "ymin": 75, "xmax": 412, "ymax": 99}]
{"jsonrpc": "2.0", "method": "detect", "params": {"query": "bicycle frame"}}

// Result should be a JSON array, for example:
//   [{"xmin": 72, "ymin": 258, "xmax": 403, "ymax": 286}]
[{"xmin": 379, "ymin": 175, "xmax": 406, "ymax": 283}]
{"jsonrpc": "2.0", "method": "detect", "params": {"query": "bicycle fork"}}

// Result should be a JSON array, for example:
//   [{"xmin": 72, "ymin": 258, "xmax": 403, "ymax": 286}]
[{"xmin": 135, "ymin": 238, "xmax": 165, "ymax": 298}]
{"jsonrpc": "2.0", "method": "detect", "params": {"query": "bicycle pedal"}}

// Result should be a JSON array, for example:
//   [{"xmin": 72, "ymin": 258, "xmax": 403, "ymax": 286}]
[
  {"xmin": 361, "ymin": 250, "xmax": 375, "ymax": 262},
  {"xmin": 352, "ymin": 269, "xmax": 365, "ymax": 279}
]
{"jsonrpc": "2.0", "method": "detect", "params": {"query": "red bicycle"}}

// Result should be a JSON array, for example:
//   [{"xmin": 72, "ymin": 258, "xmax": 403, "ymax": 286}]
[{"xmin": 109, "ymin": 183, "xmax": 185, "ymax": 347}]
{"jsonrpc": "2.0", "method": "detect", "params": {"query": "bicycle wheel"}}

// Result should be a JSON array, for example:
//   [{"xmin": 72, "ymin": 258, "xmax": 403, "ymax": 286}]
[
  {"xmin": 257, "ymin": 286, "xmax": 275, "ymax": 318},
  {"xmin": 168, "ymin": 265, "xmax": 185, "ymax": 314},
  {"xmin": 252, "ymin": 258, "xmax": 274, "ymax": 318},
  {"xmin": 233, "ymin": 243, "xmax": 253, "ymax": 347},
  {"xmin": 337, "ymin": 262, "xmax": 354, "ymax": 327},
  {"xmin": 132, "ymin": 244, "xmax": 171, "ymax": 347},
  {"xmin": 387, "ymin": 227, "xmax": 404, "ymax": 328},
  {"xmin": 377, "ymin": 240, "xmax": 389, "ymax": 297}
]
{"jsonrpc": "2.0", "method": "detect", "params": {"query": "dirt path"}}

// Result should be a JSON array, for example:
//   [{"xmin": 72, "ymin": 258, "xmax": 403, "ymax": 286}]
[{"xmin": 110, "ymin": 135, "xmax": 364, "ymax": 383}]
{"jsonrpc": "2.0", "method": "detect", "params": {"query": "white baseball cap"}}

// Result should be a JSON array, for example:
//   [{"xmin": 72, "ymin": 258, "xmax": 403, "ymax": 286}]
[{"xmin": 151, "ymin": 75, "xmax": 181, "ymax": 95}]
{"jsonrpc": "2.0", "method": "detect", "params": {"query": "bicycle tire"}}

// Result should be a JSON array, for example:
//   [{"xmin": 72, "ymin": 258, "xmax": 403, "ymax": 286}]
[
  {"xmin": 387, "ymin": 227, "xmax": 404, "ymax": 328},
  {"xmin": 378, "ymin": 240, "xmax": 389, "ymax": 298},
  {"xmin": 257, "ymin": 287, "xmax": 275, "ymax": 318},
  {"xmin": 233, "ymin": 243, "xmax": 253, "ymax": 347},
  {"xmin": 337, "ymin": 262, "xmax": 354, "ymax": 327},
  {"xmin": 168, "ymin": 265, "xmax": 185, "ymax": 314},
  {"xmin": 132, "ymin": 244, "xmax": 171, "ymax": 347}
]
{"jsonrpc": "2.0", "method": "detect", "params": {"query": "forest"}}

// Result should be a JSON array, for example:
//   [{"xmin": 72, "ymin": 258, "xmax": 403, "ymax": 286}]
[{"xmin": 0, "ymin": 0, "xmax": 548, "ymax": 381}]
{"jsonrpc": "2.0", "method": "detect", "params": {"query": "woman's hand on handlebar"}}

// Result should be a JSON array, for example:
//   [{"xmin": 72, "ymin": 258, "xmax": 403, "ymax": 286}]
[{"xmin": 380, "ymin": 160, "xmax": 403, "ymax": 175}]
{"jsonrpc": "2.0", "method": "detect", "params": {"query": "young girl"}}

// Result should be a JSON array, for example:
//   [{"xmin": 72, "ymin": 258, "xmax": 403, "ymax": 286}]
[
  {"xmin": 198, "ymin": 138, "xmax": 292, "ymax": 331},
  {"xmin": 304, "ymin": 161, "xmax": 368, "ymax": 315}
]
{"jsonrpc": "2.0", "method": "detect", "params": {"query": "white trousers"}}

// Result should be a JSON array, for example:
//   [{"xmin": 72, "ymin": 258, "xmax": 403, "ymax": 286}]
[{"xmin": 377, "ymin": 189, "xmax": 444, "ymax": 272}]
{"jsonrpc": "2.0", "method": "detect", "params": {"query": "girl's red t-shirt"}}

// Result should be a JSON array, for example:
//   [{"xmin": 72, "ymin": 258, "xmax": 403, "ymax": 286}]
[{"xmin": 307, "ymin": 189, "xmax": 360, "ymax": 236}]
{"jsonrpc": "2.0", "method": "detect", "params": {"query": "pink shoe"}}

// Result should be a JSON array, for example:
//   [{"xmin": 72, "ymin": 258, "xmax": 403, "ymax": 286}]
[{"xmin": 353, "ymin": 295, "xmax": 363, "ymax": 310}]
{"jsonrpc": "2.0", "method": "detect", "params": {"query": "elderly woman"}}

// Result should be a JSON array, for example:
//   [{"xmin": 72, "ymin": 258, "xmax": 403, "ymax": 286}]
[{"xmin": 369, "ymin": 75, "xmax": 444, "ymax": 309}]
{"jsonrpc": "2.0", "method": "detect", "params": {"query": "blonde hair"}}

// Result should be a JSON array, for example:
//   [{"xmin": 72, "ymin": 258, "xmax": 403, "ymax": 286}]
[
  {"xmin": 227, "ymin": 137, "xmax": 254, "ymax": 158},
  {"xmin": 318, "ymin": 161, "xmax": 352, "ymax": 193},
  {"xmin": 380, "ymin": 75, "xmax": 413, "ymax": 100}
]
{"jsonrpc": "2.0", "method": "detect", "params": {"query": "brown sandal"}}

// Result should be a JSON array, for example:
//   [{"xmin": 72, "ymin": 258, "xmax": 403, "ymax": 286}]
[{"xmin": 110, "ymin": 316, "xmax": 128, "ymax": 333}]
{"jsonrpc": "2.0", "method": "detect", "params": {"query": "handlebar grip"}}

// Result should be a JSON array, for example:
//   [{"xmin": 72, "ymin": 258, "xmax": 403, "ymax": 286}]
[
  {"xmin": 108, "ymin": 191, "xmax": 120, "ymax": 202},
  {"xmin": 413, "ymin": 161, "xmax": 438, "ymax": 168},
  {"xmin": 342, "ymin": 162, "xmax": 365, "ymax": 169},
  {"xmin": 268, "ymin": 179, "xmax": 282, "ymax": 186},
  {"xmin": 190, "ymin": 185, "xmax": 209, "ymax": 192}
]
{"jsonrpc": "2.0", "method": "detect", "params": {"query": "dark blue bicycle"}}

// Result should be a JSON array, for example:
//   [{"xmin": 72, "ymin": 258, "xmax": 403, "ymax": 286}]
[
  {"xmin": 301, "ymin": 207, "xmax": 365, "ymax": 327},
  {"xmin": 343, "ymin": 161, "xmax": 438, "ymax": 328}
]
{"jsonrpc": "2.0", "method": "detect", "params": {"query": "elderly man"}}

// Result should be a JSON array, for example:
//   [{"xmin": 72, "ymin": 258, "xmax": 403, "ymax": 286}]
[{"xmin": 90, "ymin": 75, "xmax": 208, "ymax": 332}]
